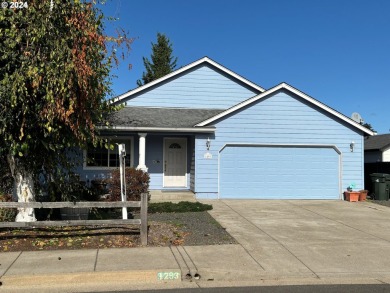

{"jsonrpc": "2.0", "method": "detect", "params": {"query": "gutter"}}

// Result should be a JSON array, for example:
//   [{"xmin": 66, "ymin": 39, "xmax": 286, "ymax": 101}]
[{"xmin": 97, "ymin": 126, "xmax": 216, "ymax": 133}]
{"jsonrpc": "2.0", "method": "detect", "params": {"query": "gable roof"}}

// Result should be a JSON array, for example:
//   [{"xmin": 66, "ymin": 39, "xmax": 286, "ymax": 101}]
[
  {"xmin": 195, "ymin": 82, "xmax": 375, "ymax": 136},
  {"xmin": 364, "ymin": 134, "xmax": 390, "ymax": 151},
  {"xmin": 111, "ymin": 57, "xmax": 265, "ymax": 105}
]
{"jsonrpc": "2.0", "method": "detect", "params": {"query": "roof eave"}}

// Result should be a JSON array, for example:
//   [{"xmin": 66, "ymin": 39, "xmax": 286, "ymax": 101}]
[
  {"xmin": 380, "ymin": 144, "xmax": 390, "ymax": 152},
  {"xmin": 97, "ymin": 126, "xmax": 216, "ymax": 133}
]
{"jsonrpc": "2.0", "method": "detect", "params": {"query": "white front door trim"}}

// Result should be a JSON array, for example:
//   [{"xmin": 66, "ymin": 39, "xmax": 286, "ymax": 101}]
[{"xmin": 163, "ymin": 137, "xmax": 187, "ymax": 188}]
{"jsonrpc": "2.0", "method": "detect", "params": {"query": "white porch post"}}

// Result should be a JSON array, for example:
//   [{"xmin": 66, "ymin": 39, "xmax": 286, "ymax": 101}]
[{"xmin": 137, "ymin": 133, "xmax": 148, "ymax": 172}]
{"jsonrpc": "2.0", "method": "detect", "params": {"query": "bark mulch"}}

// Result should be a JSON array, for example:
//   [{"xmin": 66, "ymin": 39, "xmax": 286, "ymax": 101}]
[{"xmin": 0, "ymin": 211, "xmax": 236, "ymax": 252}]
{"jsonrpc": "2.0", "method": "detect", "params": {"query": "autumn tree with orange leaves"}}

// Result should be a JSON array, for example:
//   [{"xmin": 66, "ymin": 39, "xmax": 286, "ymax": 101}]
[{"xmin": 0, "ymin": 1, "xmax": 132, "ymax": 221}]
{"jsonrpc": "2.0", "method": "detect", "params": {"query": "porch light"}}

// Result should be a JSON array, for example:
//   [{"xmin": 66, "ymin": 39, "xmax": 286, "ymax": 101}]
[
  {"xmin": 206, "ymin": 137, "xmax": 211, "ymax": 150},
  {"xmin": 350, "ymin": 141, "xmax": 355, "ymax": 152}
]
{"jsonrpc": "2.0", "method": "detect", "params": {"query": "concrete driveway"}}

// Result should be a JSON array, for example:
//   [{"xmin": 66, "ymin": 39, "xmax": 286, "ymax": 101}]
[{"xmin": 204, "ymin": 200, "xmax": 390, "ymax": 281}]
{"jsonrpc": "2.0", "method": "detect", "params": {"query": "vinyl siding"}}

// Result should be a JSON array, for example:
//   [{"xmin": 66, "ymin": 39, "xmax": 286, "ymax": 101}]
[
  {"xmin": 123, "ymin": 64, "xmax": 260, "ymax": 109},
  {"xmin": 383, "ymin": 148, "xmax": 390, "ymax": 162},
  {"xmin": 194, "ymin": 89, "xmax": 365, "ymax": 198}
]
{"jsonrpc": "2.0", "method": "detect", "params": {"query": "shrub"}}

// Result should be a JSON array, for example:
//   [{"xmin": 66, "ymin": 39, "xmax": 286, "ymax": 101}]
[
  {"xmin": 104, "ymin": 168, "xmax": 150, "ymax": 202},
  {"xmin": 0, "ymin": 156, "xmax": 13, "ymax": 198},
  {"xmin": 0, "ymin": 193, "xmax": 17, "ymax": 222},
  {"xmin": 0, "ymin": 158, "xmax": 16, "ymax": 222},
  {"xmin": 40, "ymin": 171, "xmax": 102, "ymax": 203}
]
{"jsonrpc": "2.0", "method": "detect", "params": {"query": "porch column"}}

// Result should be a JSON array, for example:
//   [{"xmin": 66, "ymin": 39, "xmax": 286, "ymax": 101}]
[{"xmin": 137, "ymin": 133, "xmax": 148, "ymax": 172}]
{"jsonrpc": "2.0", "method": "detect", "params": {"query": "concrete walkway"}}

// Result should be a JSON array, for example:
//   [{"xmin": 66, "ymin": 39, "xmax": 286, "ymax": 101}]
[{"xmin": 1, "ymin": 200, "xmax": 390, "ymax": 292}]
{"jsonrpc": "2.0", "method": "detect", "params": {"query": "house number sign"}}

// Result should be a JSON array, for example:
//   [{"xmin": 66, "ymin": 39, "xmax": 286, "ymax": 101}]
[{"xmin": 157, "ymin": 272, "xmax": 180, "ymax": 280}]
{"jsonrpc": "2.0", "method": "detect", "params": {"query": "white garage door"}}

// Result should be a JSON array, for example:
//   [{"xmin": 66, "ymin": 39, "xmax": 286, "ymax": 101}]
[{"xmin": 219, "ymin": 145, "xmax": 340, "ymax": 199}]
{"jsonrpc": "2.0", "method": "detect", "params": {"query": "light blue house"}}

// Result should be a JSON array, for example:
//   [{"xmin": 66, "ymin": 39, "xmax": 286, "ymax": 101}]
[{"xmin": 79, "ymin": 57, "xmax": 374, "ymax": 200}]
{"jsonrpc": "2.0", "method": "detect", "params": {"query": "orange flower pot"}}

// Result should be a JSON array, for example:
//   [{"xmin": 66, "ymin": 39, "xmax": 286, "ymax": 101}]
[
  {"xmin": 359, "ymin": 190, "xmax": 368, "ymax": 201},
  {"xmin": 344, "ymin": 191, "xmax": 360, "ymax": 202}
]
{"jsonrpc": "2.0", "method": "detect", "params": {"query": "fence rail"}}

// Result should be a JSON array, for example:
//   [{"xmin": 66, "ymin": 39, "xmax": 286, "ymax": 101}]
[{"xmin": 0, "ymin": 193, "xmax": 148, "ymax": 245}]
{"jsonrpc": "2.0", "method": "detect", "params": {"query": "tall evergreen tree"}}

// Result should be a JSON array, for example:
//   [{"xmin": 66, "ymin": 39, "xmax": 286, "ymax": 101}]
[{"xmin": 137, "ymin": 33, "xmax": 178, "ymax": 86}]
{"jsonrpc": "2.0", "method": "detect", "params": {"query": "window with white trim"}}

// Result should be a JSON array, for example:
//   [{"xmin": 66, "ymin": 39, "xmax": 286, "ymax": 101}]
[{"xmin": 84, "ymin": 138, "xmax": 133, "ymax": 168}]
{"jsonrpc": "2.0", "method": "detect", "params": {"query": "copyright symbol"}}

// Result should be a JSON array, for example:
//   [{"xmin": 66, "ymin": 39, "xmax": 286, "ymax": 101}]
[{"xmin": 1, "ymin": 2, "xmax": 8, "ymax": 8}]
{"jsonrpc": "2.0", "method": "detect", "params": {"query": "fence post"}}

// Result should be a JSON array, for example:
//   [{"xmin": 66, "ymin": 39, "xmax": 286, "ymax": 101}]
[{"xmin": 140, "ymin": 193, "xmax": 148, "ymax": 245}]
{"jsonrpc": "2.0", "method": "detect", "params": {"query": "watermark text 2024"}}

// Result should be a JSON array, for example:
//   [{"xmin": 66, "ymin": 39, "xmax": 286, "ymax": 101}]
[{"xmin": 2, "ymin": 2, "xmax": 28, "ymax": 9}]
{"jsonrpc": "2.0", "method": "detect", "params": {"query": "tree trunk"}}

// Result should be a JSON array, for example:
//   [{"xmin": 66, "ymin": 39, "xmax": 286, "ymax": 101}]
[{"xmin": 7, "ymin": 155, "xmax": 36, "ymax": 222}]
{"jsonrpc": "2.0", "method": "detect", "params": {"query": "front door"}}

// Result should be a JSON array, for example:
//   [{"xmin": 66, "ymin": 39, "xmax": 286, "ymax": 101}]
[{"xmin": 164, "ymin": 138, "xmax": 187, "ymax": 187}]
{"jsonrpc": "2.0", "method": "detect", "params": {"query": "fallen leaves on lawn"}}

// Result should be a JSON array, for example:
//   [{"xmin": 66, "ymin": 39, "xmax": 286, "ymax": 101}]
[{"xmin": 0, "ymin": 221, "xmax": 188, "ymax": 252}]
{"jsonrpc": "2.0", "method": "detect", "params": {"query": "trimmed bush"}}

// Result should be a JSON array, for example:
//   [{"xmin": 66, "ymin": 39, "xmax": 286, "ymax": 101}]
[{"xmin": 104, "ymin": 168, "xmax": 150, "ymax": 202}]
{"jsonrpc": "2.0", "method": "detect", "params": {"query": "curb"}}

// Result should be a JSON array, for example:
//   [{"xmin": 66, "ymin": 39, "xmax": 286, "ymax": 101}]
[{"xmin": 0, "ymin": 269, "xmax": 182, "ymax": 290}]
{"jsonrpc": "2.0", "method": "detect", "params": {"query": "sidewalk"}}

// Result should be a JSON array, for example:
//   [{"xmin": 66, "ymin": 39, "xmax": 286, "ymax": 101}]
[
  {"xmin": 1, "ymin": 244, "xmax": 261, "ymax": 292},
  {"xmin": 1, "ymin": 244, "xmax": 262, "ymax": 292},
  {"xmin": 1, "ymin": 244, "xmax": 387, "ymax": 293}
]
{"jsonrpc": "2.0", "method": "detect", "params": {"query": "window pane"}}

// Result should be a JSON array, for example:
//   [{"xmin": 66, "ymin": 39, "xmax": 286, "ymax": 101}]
[
  {"xmin": 109, "ymin": 153, "xmax": 119, "ymax": 167},
  {"xmin": 109, "ymin": 140, "xmax": 132, "ymax": 167},
  {"xmin": 169, "ymin": 143, "xmax": 181, "ymax": 149},
  {"xmin": 86, "ymin": 138, "xmax": 132, "ymax": 167},
  {"xmin": 86, "ymin": 145, "xmax": 108, "ymax": 167},
  {"xmin": 125, "ymin": 154, "xmax": 131, "ymax": 166}
]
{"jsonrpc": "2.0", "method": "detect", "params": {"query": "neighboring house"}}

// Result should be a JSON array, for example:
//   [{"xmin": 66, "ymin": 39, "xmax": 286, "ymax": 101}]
[
  {"xmin": 75, "ymin": 57, "xmax": 374, "ymax": 200},
  {"xmin": 364, "ymin": 134, "xmax": 390, "ymax": 163},
  {"xmin": 363, "ymin": 134, "xmax": 390, "ymax": 194}
]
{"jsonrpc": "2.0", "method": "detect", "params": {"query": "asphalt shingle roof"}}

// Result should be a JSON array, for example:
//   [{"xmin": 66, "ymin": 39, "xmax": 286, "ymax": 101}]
[
  {"xmin": 364, "ymin": 134, "xmax": 390, "ymax": 151},
  {"xmin": 106, "ymin": 107, "xmax": 224, "ymax": 128}
]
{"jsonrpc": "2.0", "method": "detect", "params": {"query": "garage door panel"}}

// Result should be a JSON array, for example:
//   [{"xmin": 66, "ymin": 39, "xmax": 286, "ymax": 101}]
[{"xmin": 219, "ymin": 146, "xmax": 339, "ymax": 199}]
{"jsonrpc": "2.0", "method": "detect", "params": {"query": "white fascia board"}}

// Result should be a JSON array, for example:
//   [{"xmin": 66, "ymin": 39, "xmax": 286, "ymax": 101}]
[
  {"xmin": 196, "ymin": 82, "xmax": 375, "ymax": 136},
  {"xmin": 110, "ymin": 57, "xmax": 265, "ymax": 105},
  {"xmin": 97, "ymin": 126, "xmax": 215, "ymax": 133}
]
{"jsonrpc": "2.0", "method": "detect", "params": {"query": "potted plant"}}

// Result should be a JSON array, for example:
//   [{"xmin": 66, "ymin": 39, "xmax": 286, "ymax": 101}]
[
  {"xmin": 359, "ymin": 190, "xmax": 368, "ymax": 201},
  {"xmin": 344, "ymin": 184, "xmax": 360, "ymax": 202}
]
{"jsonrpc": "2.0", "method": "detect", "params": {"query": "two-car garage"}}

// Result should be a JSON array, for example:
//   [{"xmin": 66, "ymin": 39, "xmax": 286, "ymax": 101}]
[{"xmin": 219, "ymin": 145, "xmax": 341, "ymax": 199}]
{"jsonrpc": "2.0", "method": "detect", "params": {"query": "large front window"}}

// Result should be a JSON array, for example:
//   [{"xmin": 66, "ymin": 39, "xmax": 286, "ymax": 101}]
[{"xmin": 85, "ymin": 138, "xmax": 133, "ymax": 168}]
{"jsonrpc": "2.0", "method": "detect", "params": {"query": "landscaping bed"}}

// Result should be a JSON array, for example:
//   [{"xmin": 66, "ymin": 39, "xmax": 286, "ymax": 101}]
[{"xmin": 0, "ymin": 202, "xmax": 236, "ymax": 252}]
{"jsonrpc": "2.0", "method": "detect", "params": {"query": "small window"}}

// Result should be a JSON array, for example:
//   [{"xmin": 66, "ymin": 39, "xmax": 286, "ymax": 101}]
[
  {"xmin": 169, "ymin": 143, "xmax": 181, "ymax": 149},
  {"xmin": 85, "ymin": 138, "xmax": 132, "ymax": 168}
]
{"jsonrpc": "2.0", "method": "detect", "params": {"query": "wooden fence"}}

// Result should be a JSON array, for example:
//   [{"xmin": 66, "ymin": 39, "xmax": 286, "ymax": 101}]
[{"xmin": 0, "ymin": 193, "xmax": 148, "ymax": 245}]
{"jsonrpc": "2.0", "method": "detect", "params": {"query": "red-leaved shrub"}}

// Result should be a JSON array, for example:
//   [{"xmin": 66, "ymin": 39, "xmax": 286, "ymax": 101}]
[{"xmin": 104, "ymin": 168, "xmax": 150, "ymax": 202}]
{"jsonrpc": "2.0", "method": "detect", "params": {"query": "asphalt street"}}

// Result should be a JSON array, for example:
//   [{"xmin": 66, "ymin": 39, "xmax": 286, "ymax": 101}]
[{"xmin": 92, "ymin": 284, "xmax": 390, "ymax": 293}]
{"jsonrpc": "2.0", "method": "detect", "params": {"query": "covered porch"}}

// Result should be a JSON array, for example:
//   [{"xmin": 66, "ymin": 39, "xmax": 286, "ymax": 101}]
[{"xmin": 92, "ymin": 107, "xmax": 220, "ymax": 199}]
